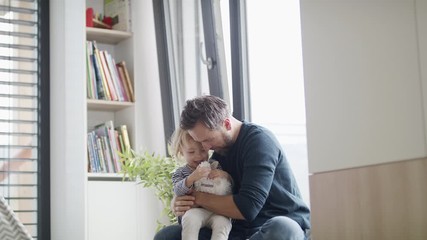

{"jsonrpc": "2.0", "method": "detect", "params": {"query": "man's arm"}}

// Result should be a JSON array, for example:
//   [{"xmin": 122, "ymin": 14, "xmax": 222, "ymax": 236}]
[{"xmin": 193, "ymin": 191, "xmax": 245, "ymax": 219}]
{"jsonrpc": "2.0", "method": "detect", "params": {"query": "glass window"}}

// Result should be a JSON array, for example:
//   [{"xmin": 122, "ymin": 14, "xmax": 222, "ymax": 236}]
[
  {"xmin": 154, "ymin": 0, "xmax": 230, "ymax": 141},
  {"xmin": 245, "ymin": 0, "xmax": 309, "ymax": 204},
  {"xmin": 155, "ymin": 0, "xmax": 309, "ymax": 205},
  {"xmin": 0, "ymin": 0, "xmax": 49, "ymax": 238}
]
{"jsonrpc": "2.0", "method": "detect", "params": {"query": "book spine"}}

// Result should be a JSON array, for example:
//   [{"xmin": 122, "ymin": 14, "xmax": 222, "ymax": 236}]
[
  {"xmin": 97, "ymin": 137, "xmax": 107, "ymax": 173},
  {"xmin": 101, "ymin": 135, "xmax": 115, "ymax": 173},
  {"xmin": 88, "ymin": 41, "xmax": 98, "ymax": 99},
  {"xmin": 104, "ymin": 120, "xmax": 121, "ymax": 172},
  {"xmin": 87, "ymin": 132, "xmax": 96, "ymax": 172},
  {"xmin": 99, "ymin": 50, "xmax": 118, "ymax": 101},
  {"xmin": 120, "ymin": 125, "xmax": 131, "ymax": 153},
  {"xmin": 93, "ymin": 42, "xmax": 112, "ymax": 100},
  {"xmin": 116, "ymin": 64, "xmax": 132, "ymax": 101},
  {"xmin": 91, "ymin": 41, "xmax": 107, "ymax": 100},
  {"xmin": 118, "ymin": 61, "xmax": 134, "ymax": 102},
  {"xmin": 86, "ymin": 41, "xmax": 93, "ymax": 99},
  {"xmin": 105, "ymin": 51, "xmax": 126, "ymax": 101}
]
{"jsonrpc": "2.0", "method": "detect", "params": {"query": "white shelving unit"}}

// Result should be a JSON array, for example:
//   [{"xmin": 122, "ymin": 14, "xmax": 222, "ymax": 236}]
[
  {"xmin": 85, "ymin": 23, "xmax": 135, "ymax": 175},
  {"xmin": 51, "ymin": 1, "xmax": 164, "ymax": 239},
  {"xmin": 85, "ymin": 1, "xmax": 142, "ymax": 239}
]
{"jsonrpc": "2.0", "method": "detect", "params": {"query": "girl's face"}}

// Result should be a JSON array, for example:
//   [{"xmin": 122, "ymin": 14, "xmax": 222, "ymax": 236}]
[{"xmin": 182, "ymin": 137, "xmax": 209, "ymax": 169}]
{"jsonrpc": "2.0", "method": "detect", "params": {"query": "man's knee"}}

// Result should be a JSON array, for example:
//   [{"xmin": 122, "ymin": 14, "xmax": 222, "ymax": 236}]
[
  {"xmin": 269, "ymin": 217, "xmax": 304, "ymax": 239},
  {"xmin": 154, "ymin": 225, "xmax": 182, "ymax": 240},
  {"xmin": 252, "ymin": 217, "xmax": 304, "ymax": 240}
]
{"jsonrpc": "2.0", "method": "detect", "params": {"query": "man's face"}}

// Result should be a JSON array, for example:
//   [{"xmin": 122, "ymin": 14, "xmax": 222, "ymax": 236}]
[{"xmin": 188, "ymin": 121, "xmax": 233, "ymax": 154}]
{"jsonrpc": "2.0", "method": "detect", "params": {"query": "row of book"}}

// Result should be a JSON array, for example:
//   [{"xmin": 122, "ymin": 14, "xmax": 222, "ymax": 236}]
[
  {"xmin": 86, "ymin": 40, "xmax": 135, "ymax": 102},
  {"xmin": 87, "ymin": 120, "xmax": 131, "ymax": 173}
]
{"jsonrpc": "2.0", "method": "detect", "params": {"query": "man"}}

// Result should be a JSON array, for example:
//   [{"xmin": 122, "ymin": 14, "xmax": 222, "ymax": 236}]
[{"xmin": 155, "ymin": 95, "xmax": 310, "ymax": 240}]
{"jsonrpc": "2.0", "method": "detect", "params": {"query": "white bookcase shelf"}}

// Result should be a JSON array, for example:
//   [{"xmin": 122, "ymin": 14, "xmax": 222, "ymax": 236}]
[
  {"xmin": 87, "ymin": 99, "xmax": 134, "ymax": 111},
  {"xmin": 86, "ymin": 27, "xmax": 132, "ymax": 44},
  {"xmin": 87, "ymin": 172, "xmax": 129, "ymax": 181}
]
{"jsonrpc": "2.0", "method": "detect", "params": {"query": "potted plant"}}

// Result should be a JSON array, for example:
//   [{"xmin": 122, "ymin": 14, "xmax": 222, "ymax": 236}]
[{"xmin": 120, "ymin": 149, "xmax": 180, "ymax": 231}]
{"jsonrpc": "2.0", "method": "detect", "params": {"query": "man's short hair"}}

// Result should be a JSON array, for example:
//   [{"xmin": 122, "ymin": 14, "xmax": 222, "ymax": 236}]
[{"xmin": 180, "ymin": 95, "xmax": 230, "ymax": 130}]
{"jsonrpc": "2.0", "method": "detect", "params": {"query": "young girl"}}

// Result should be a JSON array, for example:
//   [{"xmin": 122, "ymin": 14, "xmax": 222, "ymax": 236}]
[{"xmin": 170, "ymin": 127, "xmax": 232, "ymax": 240}]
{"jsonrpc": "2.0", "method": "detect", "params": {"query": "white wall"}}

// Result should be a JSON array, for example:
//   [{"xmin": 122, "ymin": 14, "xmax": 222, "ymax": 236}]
[
  {"xmin": 132, "ymin": 1, "xmax": 166, "ymax": 155},
  {"xmin": 132, "ymin": 1, "xmax": 166, "ymax": 239},
  {"xmin": 300, "ymin": 0, "xmax": 427, "ymax": 173},
  {"xmin": 417, "ymin": 1, "xmax": 427, "ymax": 140}
]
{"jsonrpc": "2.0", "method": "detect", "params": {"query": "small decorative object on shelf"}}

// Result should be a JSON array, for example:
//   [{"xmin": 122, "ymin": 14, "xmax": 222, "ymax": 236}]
[
  {"xmin": 104, "ymin": 0, "xmax": 132, "ymax": 32},
  {"xmin": 86, "ymin": 7, "xmax": 113, "ymax": 29}
]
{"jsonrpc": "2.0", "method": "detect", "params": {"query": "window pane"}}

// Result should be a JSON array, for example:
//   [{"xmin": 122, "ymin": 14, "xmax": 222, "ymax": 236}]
[
  {"xmin": 0, "ymin": 0, "xmax": 40, "ymax": 238},
  {"xmin": 164, "ymin": 0, "xmax": 210, "ymax": 123},
  {"xmin": 246, "ymin": 0, "xmax": 310, "ymax": 205}
]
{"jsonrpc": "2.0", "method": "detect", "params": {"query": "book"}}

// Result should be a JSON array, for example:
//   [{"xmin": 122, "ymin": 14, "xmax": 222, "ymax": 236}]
[
  {"xmin": 117, "ymin": 61, "xmax": 134, "ymax": 102},
  {"xmin": 104, "ymin": 0, "xmax": 132, "ymax": 32},
  {"xmin": 93, "ymin": 124, "xmax": 113, "ymax": 172},
  {"xmin": 116, "ymin": 124, "xmax": 131, "ymax": 153},
  {"xmin": 104, "ymin": 120, "xmax": 122, "ymax": 172},
  {"xmin": 86, "ymin": 41, "xmax": 98, "ymax": 99},
  {"xmin": 104, "ymin": 51, "xmax": 127, "ymax": 101},
  {"xmin": 116, "ymin": 64, "xmax": 132, "ymax": 101},
  {"xmin": 92, "ymin": 41, "xmax": 111, "ymax": 100},
  {"xmin": 87, "ymin": 132, "xmax": 97, "ymax": 172},
  {"xmin": 98, "ymin": 50, "xmax": 118, "ymax": 101}
]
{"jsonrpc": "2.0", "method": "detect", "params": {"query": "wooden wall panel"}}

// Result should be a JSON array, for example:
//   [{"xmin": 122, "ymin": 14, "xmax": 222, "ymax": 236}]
[{"xmin": 309, "ymin": 157, "xmax": 427, "ymax": 240}]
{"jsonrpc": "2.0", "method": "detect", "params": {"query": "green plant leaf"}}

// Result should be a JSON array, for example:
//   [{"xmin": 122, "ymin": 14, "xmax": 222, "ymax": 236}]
[{"xmin": 119, "ymin": 148, "xmax": 179, "ymax": 230}]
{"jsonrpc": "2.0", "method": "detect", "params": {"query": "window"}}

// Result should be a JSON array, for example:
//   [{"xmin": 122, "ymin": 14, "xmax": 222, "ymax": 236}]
[
  {"xmin": 245, "ymin": 0, "xmax": 309, "ymax": 204},
  {"xmin": 0, "ymin": 0, "xmax": 50, "ymax": 238},
  {"xmin": 155, "ymin": 0, "xmax": 309, "ymax": 205},
  {"xmin": 153, "ymin": 0, "xmax": 230, "ymax": 142}
]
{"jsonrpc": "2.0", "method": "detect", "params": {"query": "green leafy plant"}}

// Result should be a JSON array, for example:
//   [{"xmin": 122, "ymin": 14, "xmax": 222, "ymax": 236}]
[{"xmin": 119, "ymin": 149, "xmax": 180, "ymax": 231}]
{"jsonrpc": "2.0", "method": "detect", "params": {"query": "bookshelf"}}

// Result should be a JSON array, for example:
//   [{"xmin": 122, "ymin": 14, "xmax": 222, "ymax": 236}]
[
  {"xmin": 50, "ymin": 1, "xmax": 163, "ymax": 239},
  {"xmin": 85, "ymin": 24, "xmax": 135, "ymax": 178},
  {"xmin": 85, "ymin": 0, "xmax": 135, "ymax": 178},
  {"xmin": 85, "ymin": 1, "xmax": 146, "ymax": 240}
]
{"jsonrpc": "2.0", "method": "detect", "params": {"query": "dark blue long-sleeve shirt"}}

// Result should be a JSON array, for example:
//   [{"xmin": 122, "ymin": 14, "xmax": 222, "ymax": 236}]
[{"xmin": 212, "ymin": 122, "xmax": 311, "ymax": 236}]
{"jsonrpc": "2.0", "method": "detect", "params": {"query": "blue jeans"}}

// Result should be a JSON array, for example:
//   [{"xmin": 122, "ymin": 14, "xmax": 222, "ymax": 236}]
[{"xmin": 153, "ymin": 216, "xmax": 307, "ymax": 240}]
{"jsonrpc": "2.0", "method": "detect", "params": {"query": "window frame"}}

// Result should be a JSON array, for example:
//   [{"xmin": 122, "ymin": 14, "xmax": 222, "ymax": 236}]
[
  {"xmin": 38, "ymin": 0, "xmax": 51, "ymax": 239},
  {"xmin": 153, "ymin": 0, "xmax": 248, "ymax": 148}
]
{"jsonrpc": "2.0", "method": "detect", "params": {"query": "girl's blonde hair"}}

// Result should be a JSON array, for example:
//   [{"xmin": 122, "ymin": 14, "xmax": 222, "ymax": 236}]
[{"xmin": 169, "ymin": 127, "xmax": 193, "ymax": 161}]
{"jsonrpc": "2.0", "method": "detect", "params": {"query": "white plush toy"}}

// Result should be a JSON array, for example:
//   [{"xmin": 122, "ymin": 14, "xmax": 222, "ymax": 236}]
[
  {"xmin": 181, "ymin": 160, "xmax": 233, "ymax": 240},
  {"xmin": 193, "ymin": 161, "xmax": 232, "ymax": 196}
]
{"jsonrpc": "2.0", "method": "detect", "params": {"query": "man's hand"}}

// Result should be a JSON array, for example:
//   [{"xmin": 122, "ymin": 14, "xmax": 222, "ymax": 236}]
[{"xmin": 171, "ymin": 195, "xmax": 196, "ymax": 217}]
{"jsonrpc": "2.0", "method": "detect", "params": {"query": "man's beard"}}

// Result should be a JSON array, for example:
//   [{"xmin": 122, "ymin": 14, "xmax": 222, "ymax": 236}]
[{"xmin": 214, "ymin": 131, "xmax": 233, "ymax": 156}]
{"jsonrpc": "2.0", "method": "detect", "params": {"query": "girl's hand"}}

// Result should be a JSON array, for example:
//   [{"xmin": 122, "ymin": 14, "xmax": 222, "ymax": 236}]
[
  {"xmin": 186, "ymin": 165, "xmax": 210, "ymax": 187},
  {"xmin": 192, "ymin": 165, "xmax": 210, "ymax": 180}
]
